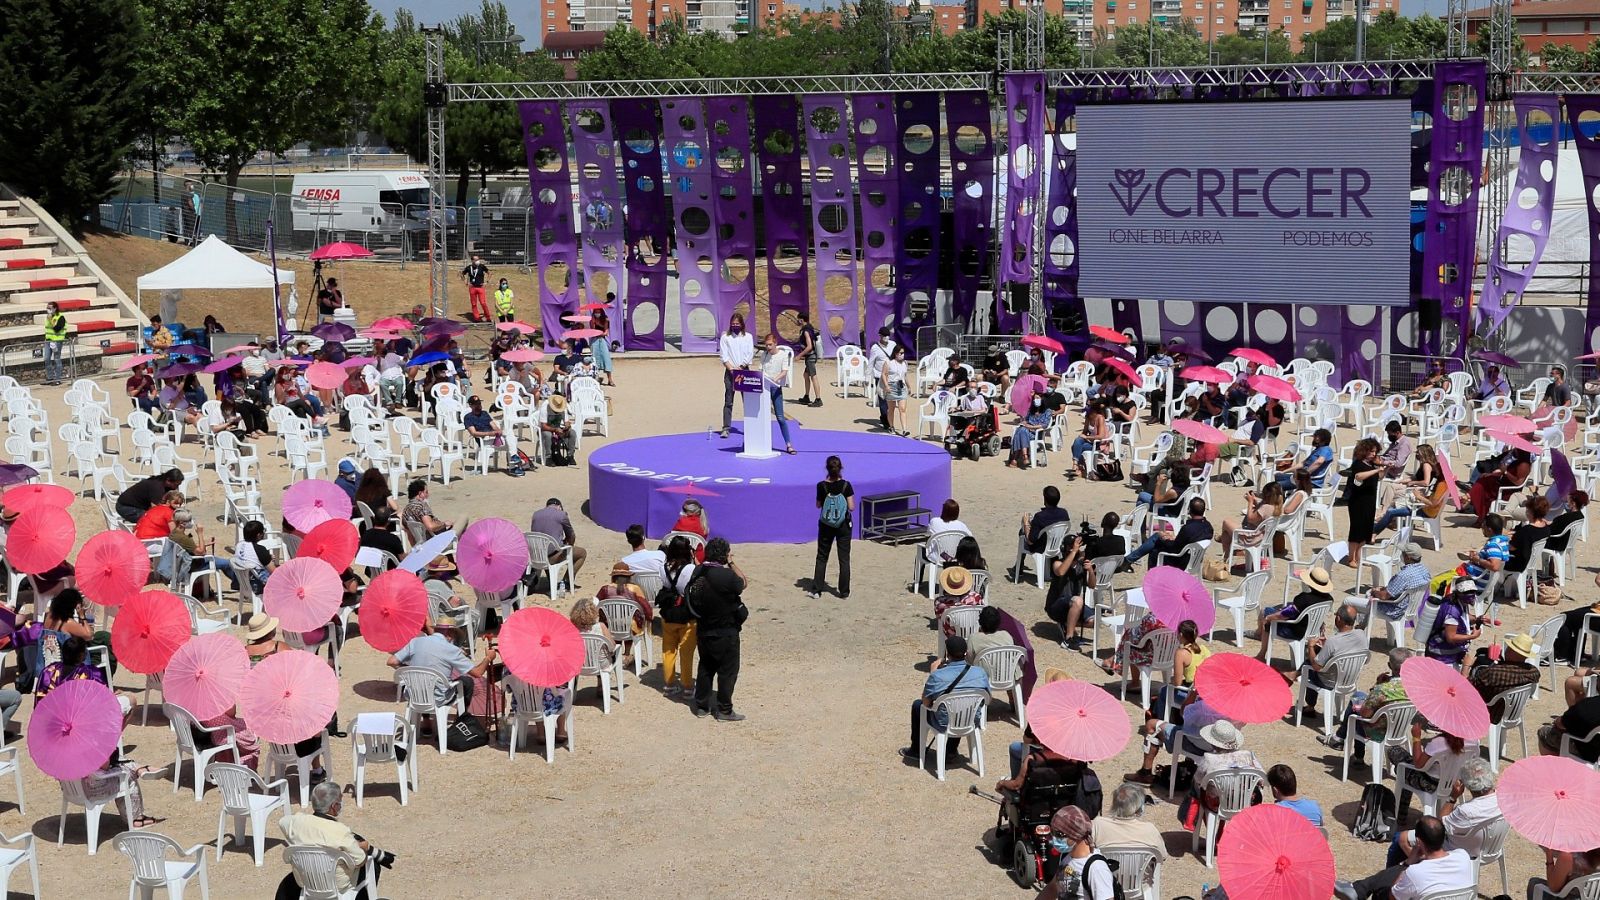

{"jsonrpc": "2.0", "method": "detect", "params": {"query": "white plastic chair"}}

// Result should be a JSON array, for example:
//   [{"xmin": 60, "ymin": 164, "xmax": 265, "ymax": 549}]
[
  {"xmin": 283, "ymin": 844, "xmax": 380, "ymax": 900},
  {"xmin": 1191, "ymin": 766, "xmax": 1266, "ymax": 866},
  {"xmin": 572, "ymin": 631, "xmax": 625, "ymax": 713},
  {"xmin": 570, "ymin": 382, "xmax": 609, "ymax": 437},
  {"xmin": 1370, "ymin": 584, "xmax": 1429, "ymax": 651},
  {"xmin": 916, "ymin": 689, "xmax": 987, "ymax": 781},
  {"xmin": 113, "ymin": 831, "xmax": 209, "ymax": 900},
  {"xmin": 1529, "ymin": 613, "xmax": 1569, "ymax": 696},
  {"xmin": 504, "ymin": 676, "xmax": 575, "ymax": 764},
  {"xmin": 976, "ymin": 645, "xmax": 1026, "ymax": 729},
  {"xmin": 1012, "ymin": 521, "xmax": 1070, "ymax": 589},
  {"xmin": 1100, "ymin": 844, "xmax": 1162, "ymax": 900},
  {"xmin": 936, "ymin": 605, "xmax": 983, "ymax": 660},
  {"xmin": 1294, "ymin": 649, "xmax": 1368, "ymax": 735},
  {"xmin": 0, "ymin": 748, "xmax": 22, "ymax": 815},
  {"xmin": 394, "ymin": 666, "xmax": 465, "ymax": 755},
  {"xmin": 835, "ymin": 345, "xmax": 868, "ymax": 398},
  {"xmin": 524, "ymin": 531, "xmax": 574, "ymax": 602},
  {"xmin": 913, "ymin": 530, "xmax": 966, "ymax": 599},
  {"xmin": 1211, "ymin": 570, "xmax": 1270, "ymax": 647},
  {"xmin": 59, "ymin": 772, "xmax": 137, "ymax": 854},
  {"xmin": 1484, "ymin": 682, "xmax": 1536, "ymax": 770},
  {"xmin": 1263, "ymin": 602, "xmax": 1330, "ymax": 671},
  {"xmin": 917, "ymin": 389, "xmax": 955, "ymax": 439},
  {"xmin": 598, "ymin": 596, "xmax": 653, "ymax": 676},
  {"xmin": 351, "ymin": 719, "xmax": 414, "ymax": 807},
  {"xmin": 0, "ymin": 830, "xmax": 37, "ymax": 898},
  {"xmin": 1118, "ymin": 627, "xmax": 1178, "ymax": 712},
  {"xmin": 1342, "ymin": 701, "xmax": 1418, "ymax": 783},
  {"xmin": 206, "ymin": 762, "xmax": 290, "ymax": 867},
  {"xmin": 165, "ymin": 703, "xmax": 238, "ymax": 802},
  {"xmin": 263, "ymin": 734, "xmax": 330, "ymax": 808}
]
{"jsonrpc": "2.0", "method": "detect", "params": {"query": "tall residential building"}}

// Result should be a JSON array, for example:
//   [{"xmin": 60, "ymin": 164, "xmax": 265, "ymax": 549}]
[
  {"xmin": 1091, "ymin": 0, "xmax": 1399, "ymax": 51},
  {"xmin": 543, "ymin": 0, "xmax": 778, "ymax": 36},
  {"xmin": 1467, "ymin": 0, "xmax": 1600, "ymax": 66}
]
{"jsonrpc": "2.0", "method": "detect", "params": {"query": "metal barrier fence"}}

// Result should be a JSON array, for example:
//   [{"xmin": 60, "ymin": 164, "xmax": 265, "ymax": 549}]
[
  {"xmin": 913, "ymin": 325, "xmax": 1025, "ymax": 364},
  {"xmin": 1376, "ymin": 352, "xmax": 1572, "ymax": 396}
]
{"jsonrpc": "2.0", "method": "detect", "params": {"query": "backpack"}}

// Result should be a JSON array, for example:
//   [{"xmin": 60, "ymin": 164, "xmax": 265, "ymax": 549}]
[
  {"xmin": 444, "ymin": 713, "xmax": 490, "ymax": 752},
  {"xmin": 1073, "ymin": 769, "xmax": 1104, "ymax": 820},
  {"xmin": 820, "ymin": 486, "xmax": 849, "ymax": 528},
  {"xmin": 656, "ymin": 564, "xmax": 691, "ymax": 624},
  {"xmin": 1093, "ymin": 459, "xmax": 1124, "ymax": 482},
  {"xmin": 1056, "ymin": 853, "xmax": 1125, "ymax": 900},
  {"xmin": 1351, "ymin": 782, "xmax": 1396, "ymax": 842}
]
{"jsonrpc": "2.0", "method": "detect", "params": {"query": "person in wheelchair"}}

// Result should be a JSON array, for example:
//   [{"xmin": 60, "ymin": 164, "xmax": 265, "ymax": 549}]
[{"xmin": 994, "ymin": 727, "xmax": 1100, "ymax": 839}]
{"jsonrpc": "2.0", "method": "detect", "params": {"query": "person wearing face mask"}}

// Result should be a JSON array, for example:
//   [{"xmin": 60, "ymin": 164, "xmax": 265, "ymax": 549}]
[
  {"xmin": 881, "ymin": 344, "xmax": 911, "ymax": 436},
  {"xmin": 761, "ymin": 333, "xmax": 797, "ymax": 454},
  {"xmin": 867, "ymin": 326, "xmax": 895, "ymax": 430},
  {"xmin": 718, "ymin": 313, "xmax": 755, "ymax": 439},
  {"xmin": 493, "ymin": 278, "xmax": 516, "ymax": 323},
  {"xmin": 1037, "ymin": 806, "xmax": 1117, "ymax": 900}
]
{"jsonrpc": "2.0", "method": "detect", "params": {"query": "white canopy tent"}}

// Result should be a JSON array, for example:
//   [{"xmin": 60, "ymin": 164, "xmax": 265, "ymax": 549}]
[{"xmin": 135, "ymin": 234, "xmax": 295, "ymax": 328}]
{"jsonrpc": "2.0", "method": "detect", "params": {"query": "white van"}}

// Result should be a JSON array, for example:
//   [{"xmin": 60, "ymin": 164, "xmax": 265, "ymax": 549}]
[{"xmin": 289, "ymin": 170, "xmax": 436, "ymax": 254}]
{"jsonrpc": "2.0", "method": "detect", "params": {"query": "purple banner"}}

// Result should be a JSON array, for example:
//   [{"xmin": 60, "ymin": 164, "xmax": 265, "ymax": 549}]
[
  {"xmin": 1295, "ymin": 304, "xmax": 1343, "ymax": 376},
  {"xmin": 1477, "ymin": 94, "xmax": 1561, "ymax": 334},
  {"xmin": 707, "ymin": 97, "xmax": 756, "ymax": 337},
  {"xmin": 1422, "ymin": 61, "xmax": 1487, "ymax": 342},
  {"xmin": 1001, "ymin": 74, "xmax": 1045, "ymax": 301},
  {"xmin": 614, "ymin": 99, "xmax": 668, "ymax": 351},
  {"xmin": 947, "ymin": 91, "xmax": 996, "ymax": 329},
  {"xmin": 662, "ymin": 98, "xmax": 722, "ymax": 352},
  {"xmin": 1568, "ymin": 95, "xmax": 1600, "ymax": 353},
  {"xmin": 1244, "ymin": 303, "xmax": 1296, "ymax": 365},
  {"xmin": 569, "ymin": 102, "xmax": 626, "ymax": 349},
  {"xmin": 518, "ymin": 101, "xmax": 578, "ymax": 350},
  {"xmin": 852, "ymin": 94, "xmax": 899, "ymax": 340},
  {"xmin": 802, "ymin": 95, "xmax": 859, "ymax": 355},
  {"xmin": 752, "ymin": 95, "xmax": 809, "ymax": 344},
  {"xmin": 1158, "ymin": 300, "xmax": 1203, "ymax": 353},
  {"xmin": 1042, "ymin": 90, "xmax": 1087, "ymax": 358},
  {"xmin": 894, "ymin": 93, "xmax": 942, "ymax": 350},
  {"xmin": 1340, "ymin": 305, "xmax": 1384, "ymax": 383}
]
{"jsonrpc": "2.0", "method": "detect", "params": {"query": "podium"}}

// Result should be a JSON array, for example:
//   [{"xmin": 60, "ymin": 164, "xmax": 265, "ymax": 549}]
[{"xmin": 733, "ymin": 368, "xmax": 778, "ymax": 460}]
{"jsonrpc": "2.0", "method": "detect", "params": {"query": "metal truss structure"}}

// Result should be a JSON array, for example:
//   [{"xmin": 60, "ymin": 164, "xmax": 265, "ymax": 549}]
[
  {"xmin": 1046, "ymin": 58, "xmax": 1440, "ymax": 91},
  {"xmin": 1517, "ymin": 72, "xmax": 1600, "ymax": 92},
  {"xmin": 424, "ymin": 28, "xmax": 448, "ymax": 317},
  {"xmin": 447, "ymin": 71, "xmax": 992, "ymax": 103}
]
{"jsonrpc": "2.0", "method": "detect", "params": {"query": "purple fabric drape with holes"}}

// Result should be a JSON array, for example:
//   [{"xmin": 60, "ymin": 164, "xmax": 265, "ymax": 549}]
[
  {"xmin": 852, "ymin": 94, "xmax": 899, "ymax": 341},
  {"xmin": 1246, "ymin": 304, "xmax": 1296, "ymax": 366},
  {"xmin": 569, "ymin": 102, "xmax": 626, "ymax": 349},
  {"xmin": 895, "ymin": 93, "xmax": 942, "ymax": 350},
  {"xmin": 1109, "ymin": 299, "xmax": 1144, "ymax": 346},
  {"xmin": 1478, "ymin": 94, "xmax": 1562, "ymax": 335},
  {"xmin": 707, "ymin": 97, "xmax": 755, "ymax": 335},
  {"xmin": 1001, "ymin": 74, "xmax": 1044, "ymax": 312},
  {"xmin": 1567, "ymin": 95, "xmax": 1600, "ymax": 351},
  {"xmin": 519, "ymin": 101, "xmax": 578, "ymax": 350},
  {"xmin": 1340, "ymin": 307, "xmax": 1383, "ymax": 382},
  {"xmin": 753, "ymin": 96, "xmax": 809, "ymax": 343},
  {"xmin": 1422, "ymin": 61, "xmax": 1487, "ymax": 342},
  {"xmin": 1158, "ymin": 302, "xmax": 1203, "ymax": 354},
  {"xmin": 1392, "ymin": 83, "xmax": 1436, "ymax": 356},
  {"xmin": 1042, "ymin": 90, "xmax": 1085, "ymax": 360},
  {"xmin": 662, "ymin": 98, "xmax": 722, "ymax": 352},
  {"xmin": 1295, "ymin": 304, "xmax": 1343, "ymax": 377},
  {"xmin": 947, "ymin": 91, "xmax": 995, "ymax": 330},
  {"xmin": 802, "ymin": 95, "xmax": 859, "ymax": 355},
  {"xmin": 614, "ymin": 99, "xmax": 668, "ymax": 351}
]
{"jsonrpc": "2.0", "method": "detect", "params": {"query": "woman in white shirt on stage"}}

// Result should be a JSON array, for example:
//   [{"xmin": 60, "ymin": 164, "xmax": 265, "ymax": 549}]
[
  {"xmin": 761, "ymin": 333, "xmax": 797, "ymax": 455},
  {"xmin": 718, "ymin": 313, "xmax": 755, "ymax": 438}
]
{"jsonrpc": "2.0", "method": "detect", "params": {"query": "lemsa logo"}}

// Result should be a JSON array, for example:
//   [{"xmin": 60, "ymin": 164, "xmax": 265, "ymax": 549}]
[{"xmin": 300, "ymin": 188, "xmax": 341, "ymax": 201}]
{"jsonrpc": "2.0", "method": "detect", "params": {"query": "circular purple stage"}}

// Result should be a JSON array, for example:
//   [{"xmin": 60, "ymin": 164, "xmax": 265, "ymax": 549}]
[{"xmin": 587, "ymin": 423, "xmax": 953, "ymax": 544}]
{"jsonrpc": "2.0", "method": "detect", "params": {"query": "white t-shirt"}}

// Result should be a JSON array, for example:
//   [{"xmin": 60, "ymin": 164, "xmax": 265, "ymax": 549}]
[
  {"xmin": 1442, "ymin": 794, "xmax": 1502, "ymax": 857},
  {"xmin": 622, "ymin": 548, "xmax": 666, "ymax": 580},
  {"xmin": 929, "ymin": 518, "xmax": 972, "ymax": 538},
  {"xmin": 1390, "ymin": 849, "xmax": 1475, "ymax": 900},
  {"xmin": 884, "ymin": 359, "xmax": 908, "ymax": 388},
  {"xmin": 1065, "ymin": 853, "xmax": 1117, "ymax": 900}
]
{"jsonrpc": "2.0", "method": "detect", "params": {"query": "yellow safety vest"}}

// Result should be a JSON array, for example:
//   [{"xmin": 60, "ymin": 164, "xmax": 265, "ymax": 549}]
[
  {"xmin": 494, "ymin": 288, "xmax": 515, "ymax": 315},
  {"xmin": 43, "ymin": 313, "xmax": 68, "ymax": 342}
]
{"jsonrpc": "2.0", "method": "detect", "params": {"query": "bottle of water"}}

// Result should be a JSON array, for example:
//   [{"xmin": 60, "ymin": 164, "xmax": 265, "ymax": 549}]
[{"xmin": 706, "ymin": 426, "xmax": 713, "ymax": 441}]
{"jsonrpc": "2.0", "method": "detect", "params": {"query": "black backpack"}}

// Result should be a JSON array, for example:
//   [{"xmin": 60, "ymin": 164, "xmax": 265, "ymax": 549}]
[
  {"xmin": 657, "ymin": 564, "xmax": 691, "ymax": 624},
  {"xmin": 1057, "ymin": 853, "xmax": 1124, "ymax": 900},
  {"xmin": 1352, "ymin": 782, "xmax": 1396, "ymax": 842},
  {"xmin": 1074, "ymin": 768, "xmax": 1104, "ymax": 820}
]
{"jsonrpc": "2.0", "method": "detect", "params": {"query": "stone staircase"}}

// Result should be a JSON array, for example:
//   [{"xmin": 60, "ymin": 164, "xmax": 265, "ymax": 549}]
[{"xmin": 0, "ymin": 194, "xmax": 145, "ymax": 381}]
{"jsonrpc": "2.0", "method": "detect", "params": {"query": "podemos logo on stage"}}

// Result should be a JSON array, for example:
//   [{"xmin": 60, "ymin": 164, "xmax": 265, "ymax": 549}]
[{"xmin": 594, "ymin": 462, "xmax": 771, "ymax": 485}]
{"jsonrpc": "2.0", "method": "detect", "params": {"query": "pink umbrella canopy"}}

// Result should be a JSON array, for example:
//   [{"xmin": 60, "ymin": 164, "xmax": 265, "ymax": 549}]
[
  {"xmin": 1486, "ymin": 429, "xmax": 1542, "ymax": 455},
  {"xmin": 1246, "ymin": 374, "xmax": 1302, "ymax": 403},
  {"xmin": 1217, "ymin": 804, "xmax": 1336, "ymax": 900},
  {"xmin": 1399, "ymin": 656, "xmax": 1491, "ymax": 740},
  {"xmin": 163, "ymin": 632, "xmax": 249, "ymax": 720},
  {"xmin": 1500, "ymin": 756, "xmax": 1600, "ymax": 851},
  {"xmin": 578, "ymin": 302, "xmax": 610, "ymax": 312},
  {"xmin": 28, "ymin": 680, "xmax": 125, "ymax": 781},
  {"xmin": 5, "ymin": 505, "xmax": 74, "ymax": 575},
  {"xmin": 560, "ymin": 314, "xmax": 592, "ymax": 324},
  {"xmin": 1103, "ymin": 357, "xmax": 1143, "ymax": 387},
  {"xmin": 561, "ymin": 328, "xmax": 604, "ymax": 340},
  {"xmin": 1170, "ymin": 418, "xmax": 1230, "ymax": 446},
  {"xmin": 117, "ymin": 354, "xmax": 161, "ymax": 371},
  {"xmin": 305, "ymin": 361, "xmax": 347, "ymax": 391},
  {"xmin": 0, "ymin": 483, "xmax": 73, "ymax": 513},
  {"xmin": 76, "ymin": 529, "xmax": 150, "ymax": 607},
  {"xmin": 371, "ymin": 316, "xmax": 412, "ymax": 331},
  {"xmin": 500, "ymin": 348, "xmax": 545, "ymax": 364},
  {"xmin": 263, "ymin": 557, "xmax": 344, "ymax": 632},
  {"xmin": 1229, "ymin": 347, "xmax": 1279, "ymax": 368},
  {"xmin": 497, "ymin": 320, "xmax": 539, "ymax": 333},
  {"xmin": 1088, "ymin": 324, "xmax": 1129, "ymax": 344},
  {"xmin": 1435, "ymin": 454, "xmax": 1467, "ymax": 511},
  {"xmin": 202, "ymin": 354, "xmax": 247, "ymax": 374},
  {"xmin": 111, "ymin": 590, "xmax": 191, "ymax": 675},
  {"xmin": 1194, "ymin": 653, "xmax": 1292, "ymax": 724},
  {"xmin": 1142, "ymin": 566, "xmax": 1217, "ymax": 633},
  {"xmin": 309, "ymin": 241, "xmax": 374, "ymax": 261},
  {"xmin": 1021, "ymin": 334, "xmax": 1065, "ymax": 354},
  {"xmin": 1179, "ymin": 364, "xmax": 1233, "ymax": 385},
  {"xmin": 456, "ymin": 517, "xmax": 530, "ymax": 593},
  {"xmin": 1008, "ymin": 374, "xmax": 1048, "ymax": 417},
  {"xmin": 240, "ymin": 648, "xmax": 340, "ymax": 744},
  {"xmin": 499, "ymin": 607, "xmax": 585, "ymax": 687},
  {"xmin": 1479, "ymin": 413, "xmax": 1536, "ymax": 434},
  {"xmin": 1026, "ymin": 680, "xmax": 1132, "ymax": 762},
  {"xmin": 281, "ymin": 479, "xmax": 353, "ymax": 531},
  {"xmin": 296, "ymin": 519, "xmax": 360, "ymax": 572},
  {"xmin": 358, "ymin": 569, "xmax": 429, "ymax": 653}
]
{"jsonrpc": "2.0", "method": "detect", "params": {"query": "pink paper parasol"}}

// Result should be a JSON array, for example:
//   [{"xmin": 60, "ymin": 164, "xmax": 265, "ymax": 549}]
[
  {"xmin": 1021, "ymin": 334, "xmax": 1065, "ymax": 354},
  {"xmin": 1180, "ymin": 364, "xmax": 1233, "ymax": 385},
  {"xmin": 1170, "ymin": 418, "xmax": 1230, "ymax": 446},
  {"xmin": 1246, "ymin": 374, "xmax": 1302, "ymax": 402},
  {"xmin": 1479, "ymin": 413, "xmax": 1536, "ymax": 433},
  {"xmin": 5, "ymin": 505, "xmax": 73, "ymax": 575},
  {"xmin": 1026, "ymin": 680, "xmax": 1132, "ymax": 762},
  {"xmin": 75, "ymin": 530, "xmax": 150, "ymax": 607},
  {"xmin": 655, "ymin": 483, "xmax": 722, "ymax": 498},
  {"xmin": 496, "ymin": 320, "xmax": 539, "ymax": 333},
  {"xmin": 0, "ymin": 483, "xmax": 72, "ymax": 513},
  {"xmin": 500, "ymin": 348, "xmax": 545, "ymax": 364},
  {"xmin": 305, "ymin": 361, "xmax": 346, "ymax": 391},
  {"xmin": 340, "ymin": 356, "xmax": 377, "ymax": 370},
  {"xmin": 1142, "ymin": 566, "xmax": 1217, "ymax": 633},
  {"xmin": 1435, "ymin": 453, "xmax": 1466, "ymax": 511},
  {"xmin": 561, "ymin": 328, "xmax": 604, "ymax": 341},
  {"xmin": 163, "ymin": 632, "xmax": 249, "ymax": 720},
  {"xmin": 202, "ymin": 355, "xmax": 246, "ymax": 374},
  {"xmin": 1229, "ymin": 347, "xmax": 1279, "ymax": 368},
  {"xmin": 1103, "ymin": 357, "xmax": 1143, "ymax": 387},
  {"xmin": 28, "ymin": 680, "xmax": 125, "ymax": 781},
  {"xmin": 110, "ymin": 590, "xmax": 191, "ymax": 675},
  {"xmin": 240, "ymin": 649, "xmax": 339, "ymax": 744},
  {"xmin": 1009, "ymin": 374, "xmax": 1048, "ymax": 417},
  {"xmin": 1400, "ymin": 656, "xmax": 1491, "ymax": 739},
  {"xmin": 1486, "ymin": 430, "xmax": 1542, "ymax": 455},
  {"xmin": 263, "ymin": 557, "xmax": 344, "ymax": 632},
  {"xmin": 578, "ymin": 302, "xmax": 610, "ymax": 311},
  {"xmin": 357, "ymin": 569, "xmax": 429, "ymax": 653},
  {"xmin": 281, "ymin": 479, "xmax": 352, "ymax": 531},
  {"xmin": 1193, "ymin": 653, "xmax": 1292, "ymax": 724},
  {"xmin": 296, "ymin": 519, "xmax": 360, "ymax": 572},
  {"xmin": 309, "ymin": 241, "xmax": 374, "ymax": 261},
  {"xmin": 1500, "ymin": 756, "xmax": 1600, "ymax": 851},
  {"xmin": 1089, "ymin": 325, "xmax": 1129, "ymax": 344},
  {"xmin": 499, "ymin": 607, "xmax": 585, "ymax": 687},
  {"xmin": 560, "ymin": 314, "xmax": 592, "ymax": 324},
  {"xmin": 117, "ymin": 354, "xmax": 161, "ymax": 371},
  {"xmin": 456, "ymin": 517, "xmax": 530, "ymax": 593},
  {"xmin": 371, "ymin": 316, "xmax": 412, "ymax": 331},
  {"xmin": 1217, "ymin": 804, "xmax": 1336, "ymax": 900}
]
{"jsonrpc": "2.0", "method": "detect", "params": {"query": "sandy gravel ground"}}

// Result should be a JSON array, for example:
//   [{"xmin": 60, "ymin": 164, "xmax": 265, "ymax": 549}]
[{"xmin": 9, "ymin": 352, "xmax": 1561, "ymax": 899}]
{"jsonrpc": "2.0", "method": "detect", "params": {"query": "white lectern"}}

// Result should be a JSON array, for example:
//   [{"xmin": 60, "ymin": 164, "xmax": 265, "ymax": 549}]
[{"xmin": 733, "ymin": 368, "xmax": 778, "ymax": 460}]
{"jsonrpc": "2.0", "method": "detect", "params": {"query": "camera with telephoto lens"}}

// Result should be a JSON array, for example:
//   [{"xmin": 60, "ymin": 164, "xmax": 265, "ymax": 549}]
[{"xmin": 1076, "ymin": 519, "xmax": 1098, "ymax": 543}]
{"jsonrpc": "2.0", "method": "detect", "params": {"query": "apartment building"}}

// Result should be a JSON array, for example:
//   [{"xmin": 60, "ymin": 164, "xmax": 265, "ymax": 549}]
[
  {"xmin": 1467, "ymin": 0, "xmax": 1600, "ymax": 60},
  {"xmin": 542, "ymin": 0, "xmax": 779, "ymax": 37},
  {"xmin": 1092, "ymin": 0, "xmax": 1398, "ymax": 50}
]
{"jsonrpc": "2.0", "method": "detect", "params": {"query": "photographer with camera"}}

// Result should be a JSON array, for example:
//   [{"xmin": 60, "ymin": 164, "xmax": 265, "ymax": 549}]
[
  {"xmin": 277, "ymin": 781, "xmax": 393, "ymax": 899},
  {"xmin": 1046, "ymin": 512, "xmax": 1126, "ymax": 649}
]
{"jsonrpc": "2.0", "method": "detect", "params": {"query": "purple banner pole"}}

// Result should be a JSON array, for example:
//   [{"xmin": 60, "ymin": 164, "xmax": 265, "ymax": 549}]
[
  {"xmin": 568, "ymin": 101, "xmax": 626, "ymax": 349},
  {"xmin": 1567, "ymin": 94, "xmax": 1600, "ymax": 354},
  {"xmin": 1001, "ymin": 74, "xmax": 1045, "ymax": 334},
  {"xmin": 801, "ymin": 95, "xmax": 860, "ymax": 355},
  {"xmin": 613, "ymin": 99, "xmax": 668, "ymax": 351},
  {"xmin": 1042, "ymin": 89, "xmax": 1087, "ymax": 360},
  {"xmin": 852, "ymin": 94, "xmax": 899, "ymax": 341},
  {"xmin": 518, "ymin": 101, "xmax": 578, "ymax": 350},
  {"xmin": 752, "ymin": 96, "xmax": 809, "ymax": 344},
  {"xmin": 706, "ymin": 97, "xmax": 756, "ymax": 336},
  {"xmin": 946, "ymin": 91, "xmax": 996, "ymax": 330},
  {"xmin": 1477, "ymin": 94, "xmax": 1562, "ymax": 335},
  {"xmin": 1422, "ymin": 61, "xmax": 1487, "ymax": 346},
  {"xmin": 894, "ymin": 93, "xmax": 942, "ymax": 350},
  {"xmin": 662, "ymin": 98, "xmax": 723, "ymax": 352}
]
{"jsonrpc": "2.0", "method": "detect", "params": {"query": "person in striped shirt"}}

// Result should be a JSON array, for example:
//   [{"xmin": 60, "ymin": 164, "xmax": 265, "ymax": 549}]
[{"xmin": 1459, "ymin": 513, "xmax": 1509, "ymax": 590}]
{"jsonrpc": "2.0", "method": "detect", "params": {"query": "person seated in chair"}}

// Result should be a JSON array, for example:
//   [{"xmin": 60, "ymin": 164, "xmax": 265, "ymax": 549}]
[
  {"xmin": 898, "ymin": 635, "xmax": 989, "ymax": 762},
  {"xmin": 1122, "ymin": 497, "xmax": 1212, "ymax": 571},
  {"xmin": 1250, "ymin": 566, "xmax": 1336, "ymax": 655},
  {"xmin": 995, "ymin": 729, "xmax": 1099, "ymax": 837},
  {"xmin": 1335, "ymin": 816, "xmax": 1474, "ymax": 900}
]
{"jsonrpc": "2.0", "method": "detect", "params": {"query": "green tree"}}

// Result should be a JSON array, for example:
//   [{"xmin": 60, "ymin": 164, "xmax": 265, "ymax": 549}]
[
  {"xmin": 1541, "ymin": 41, "xmax": 1585, "ymax": 71},
  {"xmin": 1213, "ymin": 28, "xmax": 1293, "ymax": 64},
  {"xmin": 1296, "ymin": 11, "xmax": 1445, "ymax": 62},
  {"xmin": 1472, "ymin": 14, "xmax": 1529, "ymax": 69},
  {"xmin": 576, "ymin": 24, "xmax": 701, "ymax": 81},
  {"xmin": 1096, "ymin": 20, "xmax": 1208, "ymax": 67},
  {"xmin": 0, "ymin": 0, "xmax": 144, "ymax": 231},
  {"xmin": 140, "ymin": 0, "xmax": 384, "ymax": 240}
]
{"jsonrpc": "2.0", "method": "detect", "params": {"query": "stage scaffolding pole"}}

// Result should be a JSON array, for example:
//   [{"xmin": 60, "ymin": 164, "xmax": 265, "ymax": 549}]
[{"xmin": 423, "ymin": 27, "xmax": 448, "ymax": 319}]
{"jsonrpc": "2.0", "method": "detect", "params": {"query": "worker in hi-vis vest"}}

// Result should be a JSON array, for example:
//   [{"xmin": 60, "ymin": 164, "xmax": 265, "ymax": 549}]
[
  {"xmin": 42, "ymin": 301, "xmax": 68, "ymax": 385},
  {"xmin": 493, "ymin": 278, "xmax": 516, "ymax": 324}
]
